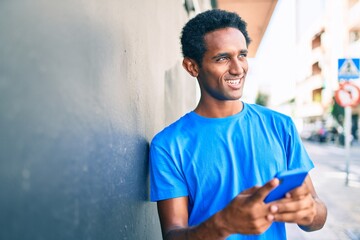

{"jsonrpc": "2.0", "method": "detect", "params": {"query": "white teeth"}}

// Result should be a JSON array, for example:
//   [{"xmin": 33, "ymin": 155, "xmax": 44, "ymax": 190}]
[{"xmin": 226, "ymin": 79, "xmax": 240, "ymax": 85}]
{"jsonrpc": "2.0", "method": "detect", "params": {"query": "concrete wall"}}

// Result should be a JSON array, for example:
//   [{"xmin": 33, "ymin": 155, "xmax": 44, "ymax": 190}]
[{"xmin": 0, "ymin": 0, "xmax": 198, "ymax": 239}]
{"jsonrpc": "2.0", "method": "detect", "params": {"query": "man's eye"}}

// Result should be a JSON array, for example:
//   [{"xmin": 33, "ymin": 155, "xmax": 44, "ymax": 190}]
[
  {"xmin": 216, "ymin": 57, "xmax": 227, "ymax": 62},
  {"xmin": 239, "ymin": 54, "xmax": 247, "ymax": 58}
]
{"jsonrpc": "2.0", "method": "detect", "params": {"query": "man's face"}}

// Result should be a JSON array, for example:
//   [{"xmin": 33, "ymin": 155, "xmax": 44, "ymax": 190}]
[{"xmin": 197, "ymin": 27, "xmax": 248, "ymax": 102}]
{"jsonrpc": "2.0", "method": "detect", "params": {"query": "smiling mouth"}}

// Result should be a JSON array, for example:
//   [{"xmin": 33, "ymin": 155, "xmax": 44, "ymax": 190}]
[{"xmin": 225, "ymin": 79, "xmax": 241, "ymax": 85}]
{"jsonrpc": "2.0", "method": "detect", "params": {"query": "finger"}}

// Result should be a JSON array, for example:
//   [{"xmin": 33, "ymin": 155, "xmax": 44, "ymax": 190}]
[
  {"xmin": 242, "ymin": 185, "xmax": 261, "ymax": 195},
  {"xmin": 274, "ymin": 208, "xmax": 313, "ymax": 223},
  {"xmin": 251, "ymin": 178, "xmax": 280, "ymax": 202},
  {"xmin": 275, "ymin": 194, "xmax": 314, "ymax": 214},
  {"xmin": 274, "ymin": 211, "xmax": 298, "ymax": 223},
  {"xmin": 288, "ymin": 183, "xmax": 310, "ymax": 198}
]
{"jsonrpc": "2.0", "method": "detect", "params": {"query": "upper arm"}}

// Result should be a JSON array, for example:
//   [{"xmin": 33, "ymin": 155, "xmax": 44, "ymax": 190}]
[{"xmin": 157, "ymin": 196, "xmax": 189, "ymax": 238}]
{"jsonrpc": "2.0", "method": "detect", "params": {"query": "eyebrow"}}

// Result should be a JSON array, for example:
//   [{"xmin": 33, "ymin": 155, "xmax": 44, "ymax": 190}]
[{"xmin": 240, "ymin": 49, "xmax": 248, "ymax": 54}]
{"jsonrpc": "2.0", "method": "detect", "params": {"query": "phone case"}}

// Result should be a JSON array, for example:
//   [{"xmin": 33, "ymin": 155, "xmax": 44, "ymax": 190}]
[{"xmin": 264, "ymin": 168, "xmax": 308, "ymax": 203}]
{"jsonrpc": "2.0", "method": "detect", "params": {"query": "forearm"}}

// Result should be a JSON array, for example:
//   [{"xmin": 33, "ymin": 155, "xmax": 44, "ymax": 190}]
[
  {"xmin": 299, "ymin": 197, "xmax": 327, "ymax": 232},
  {"xmin": 164, "ymin": 212, "xmax": 230, "ymax": 240}
]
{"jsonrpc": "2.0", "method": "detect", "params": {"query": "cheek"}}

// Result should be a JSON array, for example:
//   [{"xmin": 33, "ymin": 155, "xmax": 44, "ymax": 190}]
[
  {"xmin": 202, "ymin": 68, "xmax": 224, "ymax": 81},
  {"xmin": 219, "ymin": 71, "xmax": 228, "ymax": 81}
]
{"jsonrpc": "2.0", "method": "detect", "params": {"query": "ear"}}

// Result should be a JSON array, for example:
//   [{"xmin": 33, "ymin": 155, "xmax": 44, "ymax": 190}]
[{"xmin": 182, "ymin": 57, "xmax": 199, "ymax": 78}]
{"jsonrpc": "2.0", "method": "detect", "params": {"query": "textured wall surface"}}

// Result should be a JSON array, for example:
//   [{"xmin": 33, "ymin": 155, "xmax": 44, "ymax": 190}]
[{"xmin": 0, "ymin": 0, "xmax": 197, "ymax": 239}]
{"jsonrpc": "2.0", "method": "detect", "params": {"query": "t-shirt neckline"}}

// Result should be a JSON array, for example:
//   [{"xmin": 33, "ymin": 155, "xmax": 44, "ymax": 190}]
[{"xmin": 188, "ymin": 102, "xmax": 248, "ymax": 123}]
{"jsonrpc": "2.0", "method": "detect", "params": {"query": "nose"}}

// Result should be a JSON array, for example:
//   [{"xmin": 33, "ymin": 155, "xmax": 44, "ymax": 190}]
[{"xmin": 229, "ymin": 58, "xmax": 246, "ymax": 76}]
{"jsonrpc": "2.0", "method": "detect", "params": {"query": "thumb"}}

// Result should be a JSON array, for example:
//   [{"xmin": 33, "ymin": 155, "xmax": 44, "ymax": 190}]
[
  {"xmin": 251, "ymin": 178, "xmax": 279, "ymax": 202},
  {"xmin": 241, "ymin": 185, "xmax": 261, "ymax": 195}
]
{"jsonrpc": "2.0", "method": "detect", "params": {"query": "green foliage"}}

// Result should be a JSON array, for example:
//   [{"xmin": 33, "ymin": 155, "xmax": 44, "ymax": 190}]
[
  {"xmin": 331, "ymin": 97, "xmax": 344, "ymax": 125},
  {"xmin": 255, "ymin": 91, "xmax": 269, "ymax": 106}
]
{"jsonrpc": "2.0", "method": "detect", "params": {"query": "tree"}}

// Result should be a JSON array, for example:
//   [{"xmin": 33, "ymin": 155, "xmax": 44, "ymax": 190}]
[
  {"xmin": 255, "ymin": 91, "xmax": 269, "ymax": 106},
  {"xmin": 331, "ymin": 96, "xmax": 344, "ymax": 126}
]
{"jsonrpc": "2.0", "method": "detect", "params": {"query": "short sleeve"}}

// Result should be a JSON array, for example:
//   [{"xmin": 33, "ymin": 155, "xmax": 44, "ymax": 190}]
[
  {"xmin": 149, "ymin": 143, "xmax": 188, "ymax": 202},
  {"xmin": 286, "ymin": 119, "xmax": 314, "ymax": 172}
]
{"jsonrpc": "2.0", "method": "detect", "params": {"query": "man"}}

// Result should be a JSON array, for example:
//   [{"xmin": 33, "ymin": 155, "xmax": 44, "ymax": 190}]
[{"xmin": 149, "ymin": 9, "xmax": 327, "ymax": 240}]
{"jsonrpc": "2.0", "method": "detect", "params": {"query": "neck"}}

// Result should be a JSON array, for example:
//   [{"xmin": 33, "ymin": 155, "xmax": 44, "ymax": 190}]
[{"xmin": 194, "ymin": 100, "xmax": 243, "ymax": 118}]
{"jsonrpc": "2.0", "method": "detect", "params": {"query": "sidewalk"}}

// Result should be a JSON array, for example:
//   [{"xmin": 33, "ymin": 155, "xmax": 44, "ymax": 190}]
[{"xmin": 286, "ymin": 142, "xmax": 360, "ymax": 240}]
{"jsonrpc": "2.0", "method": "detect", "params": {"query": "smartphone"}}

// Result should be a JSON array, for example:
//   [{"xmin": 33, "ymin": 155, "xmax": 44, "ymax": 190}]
[{"xmin": 264, "ymin": 168, "xmax": 308, "ymax": 203}]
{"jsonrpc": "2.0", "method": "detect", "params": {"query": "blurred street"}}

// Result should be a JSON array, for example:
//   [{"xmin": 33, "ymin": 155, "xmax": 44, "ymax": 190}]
[{"xmin": 286, "ymin": 140, "xmax": 360, "ymax": 240}]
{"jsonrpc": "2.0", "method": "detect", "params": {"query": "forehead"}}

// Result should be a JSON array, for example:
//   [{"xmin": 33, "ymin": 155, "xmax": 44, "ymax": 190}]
[{"xmin": 204, "ymin": 27, "xmax": 247, "ymax": 53}]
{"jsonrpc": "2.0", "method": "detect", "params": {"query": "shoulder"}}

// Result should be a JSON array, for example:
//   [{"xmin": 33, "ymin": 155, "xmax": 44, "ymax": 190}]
[
  {"xmin": 245, "ymin": 103, "xmax": 291, "ymax": 119},
  {"xmin": 151, "ymin": 112, "xmax": 192, "ymax": 147},
  {"xmin": 244, "ymin": 103, "xmax": 295, "ymax": 129}
]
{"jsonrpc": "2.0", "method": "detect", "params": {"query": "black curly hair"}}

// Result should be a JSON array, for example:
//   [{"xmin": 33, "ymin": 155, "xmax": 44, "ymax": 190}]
[{"xmin": 180, "ymin": 9, "xmax": 251, "ymax": 67}]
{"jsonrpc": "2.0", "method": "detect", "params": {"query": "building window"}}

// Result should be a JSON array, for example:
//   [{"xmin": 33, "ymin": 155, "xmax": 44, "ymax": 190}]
[
  {"xmin": 312, "ymin": 88, "xmax": 322, "ymax": 103},
  {"xmin": 312, "ymin": 62, "xmax": 322, "ymax": 75},
  {"xmin": 312, "ymin": 30, "xmax": 324, "ymax": 49}
]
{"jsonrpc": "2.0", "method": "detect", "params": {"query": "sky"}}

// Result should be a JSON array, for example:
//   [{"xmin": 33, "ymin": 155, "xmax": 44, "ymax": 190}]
[
  {"xmin": 246, "ymin": 0, "xmax": 325, "ymax": 107},
  {"xmin": 247, "ymin": 0, "xmax": 297, "ymax": 106}
]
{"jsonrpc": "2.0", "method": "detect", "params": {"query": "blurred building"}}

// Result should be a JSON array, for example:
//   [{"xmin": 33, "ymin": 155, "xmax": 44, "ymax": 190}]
[{"xmin": 294, "ymin": 0, "xmax": 360, "ymax": 141}]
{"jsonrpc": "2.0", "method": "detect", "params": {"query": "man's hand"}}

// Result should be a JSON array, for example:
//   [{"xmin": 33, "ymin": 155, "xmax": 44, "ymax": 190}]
[
  {"xmin": 218, "ymin": 178, "xmax": 280, "ymax": 235},
  {"xmin": 270, "ymin": 180, "xmax": 316, "ymax": 225},
  {"xmin": 269, "ymin": 175, "xmax": 327, "ymax": 231}
]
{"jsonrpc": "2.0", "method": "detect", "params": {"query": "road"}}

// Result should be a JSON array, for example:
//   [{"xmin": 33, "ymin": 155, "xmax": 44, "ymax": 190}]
[{"xmin": 286, "ymin": 140, "xmax": 360, "ymax": 240}]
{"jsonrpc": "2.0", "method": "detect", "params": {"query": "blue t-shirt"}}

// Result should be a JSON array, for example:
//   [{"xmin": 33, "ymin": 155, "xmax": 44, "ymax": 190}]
[{"xmin": 149, "ymin": 103, "xmax": 314, "ymax": 240}]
